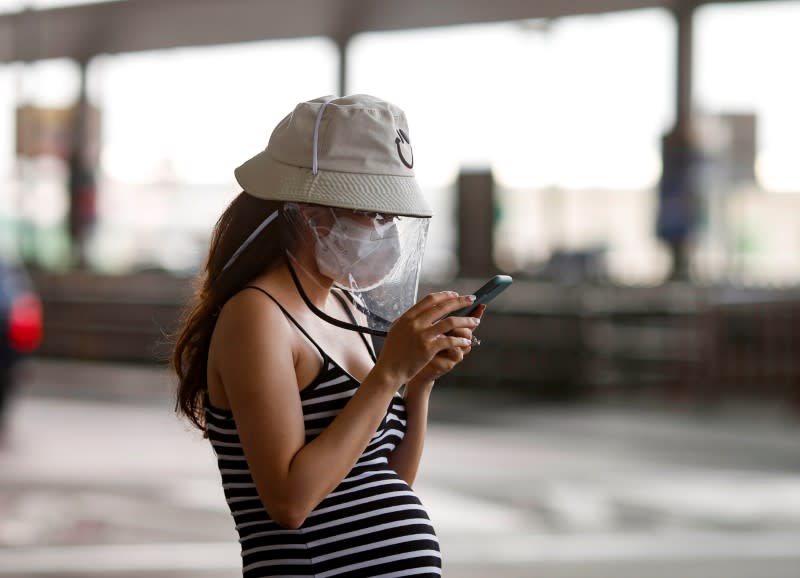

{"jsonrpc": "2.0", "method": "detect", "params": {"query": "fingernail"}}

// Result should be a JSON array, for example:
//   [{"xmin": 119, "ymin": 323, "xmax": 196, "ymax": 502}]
[
  {"xmin": 448, "ymin": 291, "xmax": 458, "ymax": 297},
  {"xmin": 461, "ymin": 338, "xmax": 472, "ymax": 346},
  {"xmin": 472, "ymin": 317, "xmax": 480, "ymax": 325},
  {"xmin": 466, "ymin": 295, "xmax": 476, "ymax": 302}
]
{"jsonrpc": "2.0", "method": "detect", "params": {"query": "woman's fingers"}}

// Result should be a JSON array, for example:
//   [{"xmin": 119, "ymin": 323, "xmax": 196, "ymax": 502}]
[
  {"xmin": 447, "ymin": 326, "xmax": 472, "ymax": 339},
  {"xmin": 440, "ymin": 345, "xmax": 468, "ymax": 359},
  {"xmin": 427, "ymin": 345, "xmax": 466, "ymax": 379},
  {"xmin": 418, "ymin": 293, "xmax": 478, "ymax": 326},
  {"xmin": 443, "ymin": 303, "xmax": 484, "ymax": 341},
  {"xmin": 433, "ymin": 334, "xmax": 473, "ymax": 351},
  {"xmin": 428, "ymin": 314, "xmax": 480, "ymax": 339},
  {"xmin": 380, "ymin": 292, "xmax": 483, "ymax": 385},
  {"xmin": 402, "ymin": 292, "xmax": 476, "ymax": 326},
  {"xmin": 403, "ymin": 291, "xmax": 461, "ymax": 320}
]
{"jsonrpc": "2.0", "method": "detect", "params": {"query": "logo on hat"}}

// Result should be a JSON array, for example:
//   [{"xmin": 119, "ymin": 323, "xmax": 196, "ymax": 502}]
[{"xmin": 395, "ymin": 129, "xmax": 414, "ymax": 169}]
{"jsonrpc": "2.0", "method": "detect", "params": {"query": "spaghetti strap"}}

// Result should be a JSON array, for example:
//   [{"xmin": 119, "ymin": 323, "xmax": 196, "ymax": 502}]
[
  {"xmin": 331, "ymin": 291, "xmax": 378, "ymax": 362},
  {"xmin": 242, "ymin": 286, "xmax": 328, "ymax": 362}
]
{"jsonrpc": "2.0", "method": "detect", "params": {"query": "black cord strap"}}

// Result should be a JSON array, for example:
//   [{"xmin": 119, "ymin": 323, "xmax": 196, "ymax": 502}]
[{"xmin": 287, "ymin": 261, "xmax": 389, "ymax": 338}]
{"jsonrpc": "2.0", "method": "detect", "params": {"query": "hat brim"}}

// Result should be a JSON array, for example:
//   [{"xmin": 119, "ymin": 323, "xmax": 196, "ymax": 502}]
[{"xmin": 235, "ymin": 151, "xmax": 433, "ymax": 218}]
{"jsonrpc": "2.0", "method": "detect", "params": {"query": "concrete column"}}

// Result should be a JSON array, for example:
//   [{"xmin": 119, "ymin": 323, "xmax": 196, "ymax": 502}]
[
  {"xmin": 335, "ymin": 35, "xmax": 349, "ymax": 96},
  {"xmin": 456, "ymin": 169, "xmax": 496, "ymax": 277},
  {"xmin": 67, "ymin": 59, "xmax": 97, "ymax": 269},
  {"xmin": 675, "ymin": 3, "xmax": 694, "ymax": 133},
  {"xmin": 657, "ymin": 3, "xmax": 699, "ymax": 281}
]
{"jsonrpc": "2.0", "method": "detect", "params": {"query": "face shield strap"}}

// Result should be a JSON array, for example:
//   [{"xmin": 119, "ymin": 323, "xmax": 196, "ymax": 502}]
[
  {"xmin": 286, "ymin": 259, "xmax": 389, "ymax": 338},
  {"xmin": 221, "ymin": 209, "xmax": 280, "ymax": 272}
]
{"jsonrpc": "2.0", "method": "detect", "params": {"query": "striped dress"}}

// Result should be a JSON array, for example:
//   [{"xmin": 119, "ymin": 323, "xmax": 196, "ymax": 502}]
[{"xmin": 204, "ymin": 289, "xmax": 442, "ymax": 577}]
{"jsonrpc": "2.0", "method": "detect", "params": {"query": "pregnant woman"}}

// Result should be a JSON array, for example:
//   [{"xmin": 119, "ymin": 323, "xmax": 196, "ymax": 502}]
[{"xmin": 172, "ymin": 95, "xmax": 483, "ymax": 577}]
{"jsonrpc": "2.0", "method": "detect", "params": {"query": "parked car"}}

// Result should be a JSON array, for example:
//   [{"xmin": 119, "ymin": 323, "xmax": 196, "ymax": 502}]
[{"xmin": 0, "ymin": 259, "xmax": 43, "ymax": 424}]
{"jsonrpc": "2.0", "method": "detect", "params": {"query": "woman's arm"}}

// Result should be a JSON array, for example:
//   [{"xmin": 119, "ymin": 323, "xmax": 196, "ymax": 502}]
[
  {"xmin": 387, "ymin": 304, "xmax": 485, "ymax": 486},
  {"xmin": 213, "ymin": 290, "xmax": 478, "ymax": 530},
  {"xmin": 387, "ymin": 379, "xmax": 434, "ymax": 486},
  {"xmin": 214, "ymin": 290, "xmax": 397, "ymax": 529}
]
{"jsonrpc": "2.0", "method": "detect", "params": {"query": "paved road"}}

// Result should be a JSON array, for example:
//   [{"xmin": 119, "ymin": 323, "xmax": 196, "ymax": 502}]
[{"xmin": 1, "ymin": 359, "xmax": 799, "ymax": 578}]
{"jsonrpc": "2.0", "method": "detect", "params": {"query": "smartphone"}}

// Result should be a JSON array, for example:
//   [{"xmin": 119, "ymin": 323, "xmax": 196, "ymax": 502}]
[{"xmin": 448, "ymin": 275, "xmax": 513, "ymax": 317}]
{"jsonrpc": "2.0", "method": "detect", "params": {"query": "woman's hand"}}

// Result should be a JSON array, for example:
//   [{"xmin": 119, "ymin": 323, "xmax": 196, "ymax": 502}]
[
  {"xmin": 373, "ymin": 292, "xmax": 482, "ymax": 388},
  {"xmin": 406, "ymin": 304, "xmax": 486, "ymax": 393}
]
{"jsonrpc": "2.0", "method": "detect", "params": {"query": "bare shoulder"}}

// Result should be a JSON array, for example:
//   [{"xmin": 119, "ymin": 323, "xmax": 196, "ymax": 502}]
[
  {"xmin": 210, "ymin": 286, "xmax": 298, "ymax": 398},
  {"xmin": 215, "ymin": 285, "xmax": 290, "ymax": 338},
  {"xmin": 207, "ymin": 285, "xmax": 309, "ymax": 511}
]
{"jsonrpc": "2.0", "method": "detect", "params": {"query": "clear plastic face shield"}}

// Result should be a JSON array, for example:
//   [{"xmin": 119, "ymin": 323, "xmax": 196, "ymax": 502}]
[
  {"xmin": 283, "ymin": 202, "xmax": 430, "ymax": 337},
  {"xmin": 226, "ymin": 95, "xmax": 433, "ymax": 336}
]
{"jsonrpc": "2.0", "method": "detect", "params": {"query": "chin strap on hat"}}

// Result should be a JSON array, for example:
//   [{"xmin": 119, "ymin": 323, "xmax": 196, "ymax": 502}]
[{"xmin": 312, "ymin": 96, "xmax": 338, "ymax": 176}]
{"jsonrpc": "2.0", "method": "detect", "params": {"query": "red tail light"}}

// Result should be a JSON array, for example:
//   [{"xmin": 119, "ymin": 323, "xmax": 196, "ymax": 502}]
[{"xmin": 8, "ymin": 292, "xmax": 43, "ymax": 352}]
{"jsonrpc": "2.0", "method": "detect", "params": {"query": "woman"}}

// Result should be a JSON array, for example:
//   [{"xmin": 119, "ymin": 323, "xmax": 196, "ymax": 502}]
[{"xmin": 172, "ymin": 95, "xmax": 483, "ymax": 577}]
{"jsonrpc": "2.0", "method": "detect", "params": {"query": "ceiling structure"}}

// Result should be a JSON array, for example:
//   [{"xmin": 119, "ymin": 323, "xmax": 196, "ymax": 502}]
[{"xmin": 0, "ymin": 0, "xmax": 781, "ymax": 63}]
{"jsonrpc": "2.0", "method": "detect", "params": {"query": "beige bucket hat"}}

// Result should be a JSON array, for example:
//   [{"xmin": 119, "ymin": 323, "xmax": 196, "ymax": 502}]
[{"xmin": 234, "ymin": 94, "xmax": 432, "ymax": 218}]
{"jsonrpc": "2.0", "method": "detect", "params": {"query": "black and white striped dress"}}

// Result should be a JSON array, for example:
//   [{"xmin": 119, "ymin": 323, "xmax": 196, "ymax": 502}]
[{"xmin": 204, "ymin": 289, "xmax": 442, "ymax": 577}]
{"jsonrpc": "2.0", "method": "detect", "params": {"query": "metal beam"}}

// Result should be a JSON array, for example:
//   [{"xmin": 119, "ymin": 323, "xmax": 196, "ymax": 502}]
[{"xmin": 0, "ymin": 0, "xmax": 685, "ymax": 63}]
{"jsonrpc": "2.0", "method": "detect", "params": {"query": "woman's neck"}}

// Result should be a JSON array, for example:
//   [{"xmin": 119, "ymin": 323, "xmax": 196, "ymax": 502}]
[{"xmin": 284, "ymin": 253, "xmax": 333, "ymax": 309}]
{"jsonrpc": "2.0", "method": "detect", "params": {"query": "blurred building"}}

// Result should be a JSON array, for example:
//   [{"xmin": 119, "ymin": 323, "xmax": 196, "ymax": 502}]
[{"xmin": 0, "ymin": 0, "xmax": 798, "ymax": 408}]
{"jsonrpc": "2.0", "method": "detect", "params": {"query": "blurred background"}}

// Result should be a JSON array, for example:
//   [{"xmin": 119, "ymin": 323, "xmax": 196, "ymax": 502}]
[{"xmin": 0, "ymin": 0, "xmax": 799, "ymax": 577}]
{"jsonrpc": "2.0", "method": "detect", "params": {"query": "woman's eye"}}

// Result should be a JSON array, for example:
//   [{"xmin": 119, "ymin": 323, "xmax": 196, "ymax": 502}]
[{"xmin": 349, "ymin": 210, "xmax": 400, "ymax": 223}]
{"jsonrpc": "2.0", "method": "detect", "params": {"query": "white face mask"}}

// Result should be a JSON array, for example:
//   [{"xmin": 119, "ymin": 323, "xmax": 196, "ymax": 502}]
[{"xmin": 314, "ymin": 216, "xmax": 401, "ymax": 290}]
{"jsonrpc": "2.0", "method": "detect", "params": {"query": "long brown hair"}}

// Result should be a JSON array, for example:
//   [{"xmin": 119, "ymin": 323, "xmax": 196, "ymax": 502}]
[{"xmin": 172, "ymin": 192, "xmax": 290, "ymax": 431}]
